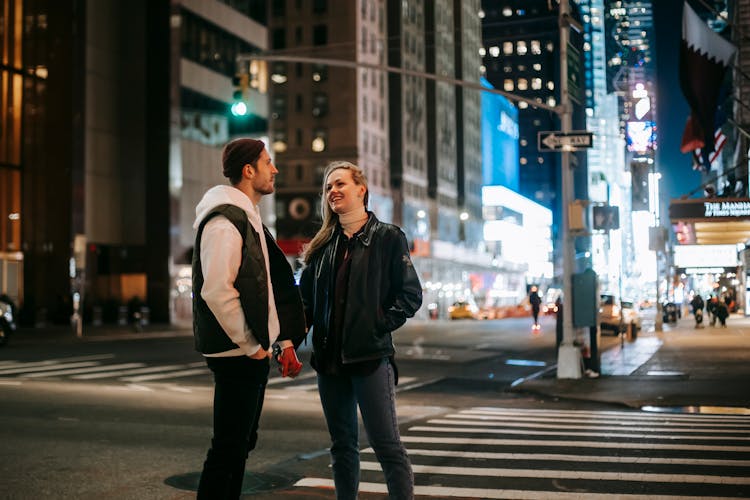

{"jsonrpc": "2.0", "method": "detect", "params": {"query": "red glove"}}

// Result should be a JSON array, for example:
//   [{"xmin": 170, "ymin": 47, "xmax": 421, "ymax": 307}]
[{"xmin": 275, "ymin": 345, "xmax": 303, "ymax": 378}]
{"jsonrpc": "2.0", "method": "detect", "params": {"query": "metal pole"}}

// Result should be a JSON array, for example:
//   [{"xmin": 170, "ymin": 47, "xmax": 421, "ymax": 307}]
[
  {"xmin": 655, "ymin": 249, "xmax": 663, "ymax": 331},
  {"xmin": 556, "ymin": 0, "xmax": 582, "ymax": 379}
]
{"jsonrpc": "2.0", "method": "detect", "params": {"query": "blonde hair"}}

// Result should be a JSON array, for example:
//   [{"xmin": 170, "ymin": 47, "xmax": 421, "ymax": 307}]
[{"xmin": 302, "ymin": 161, "xmax": 369, "ymax": 263}]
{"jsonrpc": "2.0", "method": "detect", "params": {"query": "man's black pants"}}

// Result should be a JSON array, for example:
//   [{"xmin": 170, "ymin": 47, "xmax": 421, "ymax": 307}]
[{"xmin": 197, "ymin": 355, "xmax": 269, "ymax": 499}]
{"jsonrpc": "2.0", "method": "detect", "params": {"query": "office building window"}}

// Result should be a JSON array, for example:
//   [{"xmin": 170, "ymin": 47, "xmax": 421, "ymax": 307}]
[
  {"xmin": 313, "ymin": 25, "xmax": 328, "ymax": 45},
  {"xmin": 272, "ymin": 28, "xmax": 286, "ymax": 49},
  {"xmin": 313, "ymin": 0, "xmax": 327, "ymax": 14},
  {"xmin": 312, "ymin": 92, "xmax": 328, "ymax": 117},
  {"xmin": 312, "ymin": 128, "xmax": 327, "ymax": 152},
  {"xmin": 272, "ymin": 0, "xmax": 285, "ymax": 17}
]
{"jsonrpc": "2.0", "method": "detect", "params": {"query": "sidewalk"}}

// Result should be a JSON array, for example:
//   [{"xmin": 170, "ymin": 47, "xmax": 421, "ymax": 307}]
[{"xmin": 512, "ymin": 312, "xmax": 750, "ymax": 412}]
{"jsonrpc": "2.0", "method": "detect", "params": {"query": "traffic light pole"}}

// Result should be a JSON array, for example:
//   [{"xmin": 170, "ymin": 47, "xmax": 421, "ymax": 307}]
[{"xmin": 556, "ymin": 0, "xmax": 582, "ymax": 379}]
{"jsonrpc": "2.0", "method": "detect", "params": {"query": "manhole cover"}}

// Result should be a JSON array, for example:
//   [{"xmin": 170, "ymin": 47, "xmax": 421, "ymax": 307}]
[{"xmin": 165, "ymin": 471, "xmax": 299, "ymax": 493}]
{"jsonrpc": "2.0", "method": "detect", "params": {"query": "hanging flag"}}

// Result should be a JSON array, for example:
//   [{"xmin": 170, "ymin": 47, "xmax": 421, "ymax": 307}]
[
  {"xmin": 692, "ymin": 127, "xmax": 727, "ymax": 171},
  {"xmin": 678, "ymin": 1, "xmax": 736, "ymax": 154}
]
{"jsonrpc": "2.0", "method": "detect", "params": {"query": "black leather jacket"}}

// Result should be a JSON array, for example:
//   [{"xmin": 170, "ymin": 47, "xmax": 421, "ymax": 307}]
[{"xmin": 300, "ymin": 213, "xmax": 422, "ymax": 364}]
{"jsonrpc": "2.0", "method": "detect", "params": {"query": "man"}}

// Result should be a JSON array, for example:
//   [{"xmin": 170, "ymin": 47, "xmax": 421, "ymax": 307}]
[
  {"xmin": 529, "ymin": 286, "xmax": 542, "ymax": 330},
  {"xmin": 192, "ymin": 138, "xmax": 306, "ymax": 499}
]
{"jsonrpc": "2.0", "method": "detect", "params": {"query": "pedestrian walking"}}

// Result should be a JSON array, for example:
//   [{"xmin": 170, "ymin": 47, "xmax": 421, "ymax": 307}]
[
  {"xmin": 707, "ymin": 295, "xmax": 718, "ymax": 326},
  {"xmin": 715, "ymin": 297, "xmax": 729, "ymax": 327},
  {"xmin": 529, "ymin": 286, "xmax": 542, "ymax": 330},
  {"xmin": 300, "ymin": 161, "xmax": 422, "ymax": 500},
  {"xmin": 690, "ymin": 293, "xmax": 704, "ymax": 328},
  {"xmin": 192, "ymin": 138, "xmax": 306, "ymax": 499}
]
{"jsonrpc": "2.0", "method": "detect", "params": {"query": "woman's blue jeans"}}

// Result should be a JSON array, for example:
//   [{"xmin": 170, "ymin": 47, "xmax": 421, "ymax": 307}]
[{"xmin": 317, "ymin": 358, "xmax": 414, "ymax": 500}]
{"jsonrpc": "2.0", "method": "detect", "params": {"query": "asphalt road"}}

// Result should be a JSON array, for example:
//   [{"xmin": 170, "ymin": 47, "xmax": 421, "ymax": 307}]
[{"xmin": 2, "ymin": 316, "xmax": 748, "ymax": 499}]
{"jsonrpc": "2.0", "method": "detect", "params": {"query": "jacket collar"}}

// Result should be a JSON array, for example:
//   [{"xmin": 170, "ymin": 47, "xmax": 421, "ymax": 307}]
[{"xmin": 353, "ymin": 211, "xmax": 378, "ymax": 247}]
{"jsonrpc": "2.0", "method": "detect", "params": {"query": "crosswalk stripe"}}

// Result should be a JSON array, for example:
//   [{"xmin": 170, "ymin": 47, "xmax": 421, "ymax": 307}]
[
  {"xmin": 0, "ymin": 361, "xmax": 102, "ymax": 376},
  {"xmin": 72, "ymin": 364, "xmax": 190, "ymax": 380},
  {"xmin": 427, "ymin": 418, "xmax": 750, "ymax": 434},
  {"xmin": 450, "ymin": 412, "xmax": 750, "ymax": 428},
  {"xmin": 267, "ymin": 371, "xmax": 317, "ymax": 386},
  {"xmin": 362, "ymin": 448, "xmax": 750, "ymax": 467},
  {"xmin": 408, "ymin": 425, "xmax": 750, "ymax": 441},
  {"xmin": 466, "ymin": 407, "xmax": 750, "ymax": 421},
  {"xmin": 400, "ymin": 435, "xmax": 749, "ymax": 452},
  {"xmin": 24, "ymin": 363, "xmax": 145, "ymax": 378},
  {"xmin": 121, "ymin": 367, "xmax": 209, "ymax": 382},
  {"xmin": 359, "ymin": 461, "xmax": 750, "ymax": 485},
  {"xmin": 294, "ymin": 478, "xmax": 744, "ymax": 499}
]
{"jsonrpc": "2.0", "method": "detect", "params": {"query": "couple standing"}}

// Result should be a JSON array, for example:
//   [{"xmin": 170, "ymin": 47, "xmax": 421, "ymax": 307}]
[{"xmin": 192, "ymin": 138, "xmax": 423, "ymax": 499}]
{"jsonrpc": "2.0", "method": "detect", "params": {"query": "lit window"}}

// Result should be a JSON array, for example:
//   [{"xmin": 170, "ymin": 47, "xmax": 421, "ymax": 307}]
[
  {"xmin": 547, "ymin": 81, "xmax": 555, "ymax": 90},
  {"xmin": 503, "ymin": 79, "xmax": 514, "ymax": 91},
  {"xmin": 531, "ymin": 78, "xmax": 542, "ymax": 90},
  {"xmin": 533, "ymin": 63, "xmax": 541, "ymax": 71},
  {"xmin": 547, "ymin": 97, "xmax": 556, "ymax": 106},
  {"xmin": 517, "ymin": 78, "xmax": 528, "ymax": 90},
  {"xmin": 520, "ymin": 138, "xmax": 528, "ymax": 146},
  {"xmin": 531, "ymin": 40, "xmax": 541, "ymax": 54},
  {"xmin": 312, "ymin": 129, "xmax": 327, "ymax": 152},
  {"xmin": 537, "ymin": 157, "xmax": 544, "ymax": 164},
  {"xmin": 518, "ymin": 101, "xmax": 528, "ymax": 109},
  {"xmin": 502, "ymin": 7, "xmax": 512, "ymax": 16},
  {"xmin": 520, "ymin": 157, "xmax": 528, "ymax": 165},
  {"xmin": 503, "ymin": 42, "xmax": 513, "ymax": 55},
  {"xmin": 489, "ymin": 46, "xmax": 500, "ymax": 57},
  {"xmin": 546, "ymin": 41, "xmax": 554, "ymax": 52},
  {"xmin": 517, "ymin": 41, "xmax": 527, "ymax": 55},
  {"xmin": 479, "ymin": 47, "xmax": 486, "ymax": 56}
]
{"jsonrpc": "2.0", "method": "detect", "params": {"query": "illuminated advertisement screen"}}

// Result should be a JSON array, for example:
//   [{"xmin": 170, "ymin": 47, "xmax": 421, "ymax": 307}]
[
  {"xmin": 481, "ymin": 77, "xmax": 519, "ymax": 190},
  {"xmin": 626, "ymin": 120, "xmax": 656, "ymax": 152}
]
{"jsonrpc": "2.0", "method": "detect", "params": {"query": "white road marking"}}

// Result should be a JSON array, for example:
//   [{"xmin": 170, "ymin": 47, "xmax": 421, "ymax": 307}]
[
  {"xmin": 24, "ymin": 363, "xmax": 145, "ymax": 378},
  {"xmin": 0, "ymin": 361, "xmax": 101, "ymax": 376},
  {"xmin": 294, "ymin": 478, "xmax": 743, "ymax": 499},
  {"xmin": 72, "ymin": 364, "xmax": 188, "ymax": 380},
  {"xmin": 467, "ymin": 407, "xmax": 750, "ymax": 422},
  {"xmin": 427, "ymin": 418, "xmax": 750, "ymax": 434},
  {"xmin": 121, "ymin": 367, "xmax": 208, "ymax": 382},
  {"xmin": 399, "ymin": 435, "xmax": 749, "ymax": 452},
  {"xmin": 267, "ymin": 371, "xmax": 317, "ymax": 386},
  {"xmin": 362, "ymin": 447, "xmax": 750, "ymax": 467},
  {"xmin": 448, "ymin": 412, "xmax": 750, "ymax": 428},
  {"xmin": 407, "ymin": 425, "xmax": 750, "ymax": 441},
  {"xmin": 359, "ymin": 461, "xmax": 750, "ymax": 485}
]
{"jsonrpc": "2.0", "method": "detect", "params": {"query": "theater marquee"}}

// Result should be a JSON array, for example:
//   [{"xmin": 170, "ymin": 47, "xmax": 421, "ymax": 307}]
[{"xmin": 669, "ymin": 198, "xmax": 750, "ymax": 222}]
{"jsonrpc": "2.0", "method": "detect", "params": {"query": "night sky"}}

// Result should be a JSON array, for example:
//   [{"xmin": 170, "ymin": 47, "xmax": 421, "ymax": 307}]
[{"xmin": 653, "ymin": 0, "xmax": 702, "ymax": 201}]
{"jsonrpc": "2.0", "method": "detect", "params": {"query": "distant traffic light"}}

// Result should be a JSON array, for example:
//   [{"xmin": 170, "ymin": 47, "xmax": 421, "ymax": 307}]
[
  {"xmin": 231, "ymin": 73, "xmax": 249, "ymax": 117},
  {"xmin": 592, "ymin": 205, "xmax": 620, "ymax": 231}
]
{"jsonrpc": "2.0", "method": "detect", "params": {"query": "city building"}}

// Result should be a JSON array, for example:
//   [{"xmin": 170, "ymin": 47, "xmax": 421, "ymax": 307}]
[
  {"xmin": 267, "ymin": 0, "xmax": 496, "ymax": 318},
  {"xmin": 0, "ymin": 0, "xmax": 269, "ymax": 326},
  {"xmin": 480, "ymin": 0, "xmax": 590, "ymax": 285}
]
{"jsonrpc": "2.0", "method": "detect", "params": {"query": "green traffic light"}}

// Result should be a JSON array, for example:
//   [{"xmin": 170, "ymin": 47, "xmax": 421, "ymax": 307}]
[{"xmin": 231, "ymin": 101, "xmax": 248, "ymax": 117}]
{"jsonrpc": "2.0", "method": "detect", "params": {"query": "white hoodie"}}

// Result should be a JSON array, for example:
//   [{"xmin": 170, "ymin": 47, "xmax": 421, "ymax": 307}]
[{"xmin": 193, "ymin": 185, "xmax": 280, "ymax": 357}]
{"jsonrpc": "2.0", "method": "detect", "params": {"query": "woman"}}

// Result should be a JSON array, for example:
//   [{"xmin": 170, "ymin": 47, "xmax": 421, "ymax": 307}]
[{"xmin": 300, "ymin": 161, "xmax": 422, "ymax": 500}]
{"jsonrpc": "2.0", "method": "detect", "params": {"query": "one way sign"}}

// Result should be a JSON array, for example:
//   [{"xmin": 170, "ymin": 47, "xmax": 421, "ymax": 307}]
[{"xmin": 537, "ymin": 131, "xmax": 594, "ymax": 151}]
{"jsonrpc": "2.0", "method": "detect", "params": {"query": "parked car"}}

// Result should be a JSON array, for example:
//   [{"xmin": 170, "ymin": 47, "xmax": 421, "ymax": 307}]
[
  {"xmin": 599, "ymin": 294, "xmax": 642, "ymax": 336},
  {"xmin": 448, "ymin": 300, "xmax": 478, "ymax": 320}
]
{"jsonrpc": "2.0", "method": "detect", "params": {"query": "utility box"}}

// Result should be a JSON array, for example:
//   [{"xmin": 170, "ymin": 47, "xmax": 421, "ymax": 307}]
[{"xmin": 572, "ymin": 268, "xmax": 598, "ymax": 328}]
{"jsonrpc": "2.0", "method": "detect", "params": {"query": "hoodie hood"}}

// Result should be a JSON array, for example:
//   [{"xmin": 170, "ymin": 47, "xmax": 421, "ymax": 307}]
[{"xmin": 193, "ymin": 185, "xmax": 260, "ymax": 230}]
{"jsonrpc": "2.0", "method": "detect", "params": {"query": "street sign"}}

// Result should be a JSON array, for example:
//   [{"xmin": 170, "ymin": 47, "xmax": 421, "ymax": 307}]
[{"xmin": 537, "ymin": 131, "xmax": 594, "ymax": 151}]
